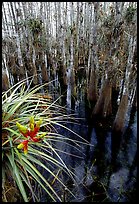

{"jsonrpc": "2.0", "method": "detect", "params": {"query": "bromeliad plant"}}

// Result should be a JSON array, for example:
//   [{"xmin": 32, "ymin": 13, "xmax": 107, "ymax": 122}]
[
  {"xmin": 2, "ymin": 77, "xmax": 90, "ymax": 202},
  {"xmin": 16, "ymin": 116, "xmax": 46, "ymax": 155}
]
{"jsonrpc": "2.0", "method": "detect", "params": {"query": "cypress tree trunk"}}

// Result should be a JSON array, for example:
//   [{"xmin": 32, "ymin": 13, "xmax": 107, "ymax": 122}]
[
  {"xmin": 93, "ymin": 79, "xmax": 112, "ymax": 118},
  {"xmin": 87, "ymin": 3, "xmax": 99, "ymax": 104},
  {"xmin": 111, "ymin": 92, "xmax": 129, "ymax": 169},
  {"xmin": 2, "ymin": 70, "xmax": 9, "ymax": 92},
  {"xmin": 54, "ymin": 2, "xmax": 67, "ymax": 93},
  {"xmin": 2, "ymin": 2, "xmax": 137, "ymax": 111},
  {"xmin": 112, "ymin": 94, "xmax": 128, "ymax": 133},
  {"xmin": 87, "ymin": 70, "xmax": 98, "ymax": 104}
]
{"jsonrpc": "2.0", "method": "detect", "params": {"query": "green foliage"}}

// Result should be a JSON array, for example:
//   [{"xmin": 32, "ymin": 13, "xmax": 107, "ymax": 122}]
[
  {"xmin": 2, "ymin": 77, "xmax": 89, "ymax": 202},
  {"xmin": 27, "ymin": 18, "xmax": 43, "ymax": 34},
  {"xmin": 125, "ymin": 6, "xmax": 136, "ymax": 23}
]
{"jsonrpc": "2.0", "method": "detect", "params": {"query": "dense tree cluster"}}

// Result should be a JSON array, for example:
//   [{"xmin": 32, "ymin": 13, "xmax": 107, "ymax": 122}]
[{"xmin": 2, "ymin": 2, "xmax": 137, "ymax": 131}]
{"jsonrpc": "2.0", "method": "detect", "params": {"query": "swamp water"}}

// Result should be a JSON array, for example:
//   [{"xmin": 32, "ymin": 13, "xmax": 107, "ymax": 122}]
[{"xmin": 39, "ymin": 75, "xmax": 137, "ymax": 202}]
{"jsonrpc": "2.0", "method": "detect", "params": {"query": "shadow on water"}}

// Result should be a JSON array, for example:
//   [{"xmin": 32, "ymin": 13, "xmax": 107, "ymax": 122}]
[
  {"xmin": 107, "ymin": 106, "xmax": 137, "ymax": 202},
  {"xmin": 40, "ymin": 75, "xmax": 137, "ymax": 202}
]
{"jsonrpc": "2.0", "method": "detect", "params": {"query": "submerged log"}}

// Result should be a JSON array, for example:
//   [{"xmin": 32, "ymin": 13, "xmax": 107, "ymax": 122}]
[{"xmin": 112, "ymin": 94, "xmax": 128, "ymax": 133}]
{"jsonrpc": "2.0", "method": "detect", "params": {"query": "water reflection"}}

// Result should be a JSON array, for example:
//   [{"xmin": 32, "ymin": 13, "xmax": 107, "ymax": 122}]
[
  {"xmin": 41, "ymin": 80, "xmax": 137, "ymax": 202},
  {"xmin": 108, "ymin": 107, "xmax": 137, "ymax": 202},
  {"xmin": 77, "ymin": 102, "xmax": 136, "ymax": 202}
]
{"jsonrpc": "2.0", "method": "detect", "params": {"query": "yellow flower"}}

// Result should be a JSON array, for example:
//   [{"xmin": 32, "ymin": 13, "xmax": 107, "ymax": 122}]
[
  {"xmin": 30, "ymin": 123, "xmax": 34, "ymax": 131},
  {"xmin": 16, "ymin": 122, "xmax": 28, "ymax": 134},
  {"xmin": 16, "ymin": 117, "xmax": 45, "ymax": 154},
  {"xmin": 30, "ymin": 116, "xmax": 35, "ymax": 131},
  {"xmin": 36, "ymin": 118, "xmax": 42, "ymax": 128},
  {"xmin": 30, "ymin": 116, "xmax": 34, "ymax": 124},
  {"xmin": 24, "ymin": 149, "xmax": 28, "ymax": 155},
  {"xmin": 17, "ymin": 140, "xmax": 29, "ymax": 155},
  {"xmin": 17, "ymin": 143, "xmax": 24, "ymax": 149}
]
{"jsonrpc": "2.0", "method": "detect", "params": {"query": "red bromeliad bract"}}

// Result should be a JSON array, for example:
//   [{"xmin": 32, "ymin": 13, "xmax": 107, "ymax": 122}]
[{"xmin": 16, "ymin": 117, "xmax": 46, "ymax": 154}]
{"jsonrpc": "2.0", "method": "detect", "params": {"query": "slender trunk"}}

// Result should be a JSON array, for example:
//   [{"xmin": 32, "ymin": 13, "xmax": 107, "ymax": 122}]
[
  {"xmin": 131, "ymin": 88, "xmax": 137, "ymax": 109},
  {"xmin": 86, "ymin": 3, "xmax": 93, "ymax": 86},
  {"xmin": 88, "ymin": 3, "xmax": 99, "ymax": 103},
  {"xmin": 87, "ymin": 70, "xmax": 98, "ymax": 104},
  {"xmin": 5, "ymin": 3, "xmax": 17, "ymax": 84},
  {"xmin": 55, "ymin": 2, "xmax": 67, "ymax": 92},
  {"xmin": 70, "ymin": 2, "xmax": 77, "ymax": 98},
  {"xmin": 2, "ymin": 3, "xmax": 11, "ymax": 36}
]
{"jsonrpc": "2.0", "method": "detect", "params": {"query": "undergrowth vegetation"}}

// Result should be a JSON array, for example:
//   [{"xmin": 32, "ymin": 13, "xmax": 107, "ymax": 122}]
[{"xmin": 2, "ymin": 78, "xmax": 90, "ymax": 202}]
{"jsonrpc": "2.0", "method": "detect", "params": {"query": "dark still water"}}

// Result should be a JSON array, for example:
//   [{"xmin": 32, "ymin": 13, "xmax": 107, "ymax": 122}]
[{"xmin": 41, "ymin": 78, "xmax": 137, "ymax": 202}]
